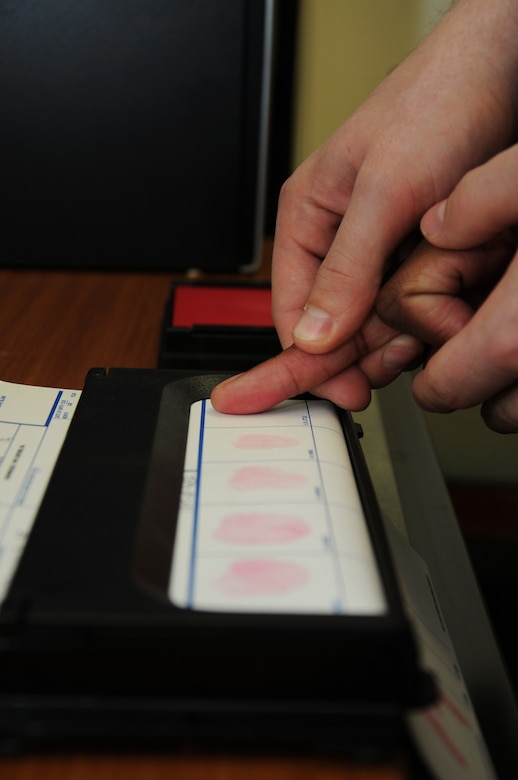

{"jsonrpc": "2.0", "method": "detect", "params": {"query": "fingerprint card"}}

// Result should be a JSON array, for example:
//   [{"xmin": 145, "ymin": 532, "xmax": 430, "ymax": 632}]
[{"xmin": 169, "ymin": 399, "xmax": 387, "ymax": 615}]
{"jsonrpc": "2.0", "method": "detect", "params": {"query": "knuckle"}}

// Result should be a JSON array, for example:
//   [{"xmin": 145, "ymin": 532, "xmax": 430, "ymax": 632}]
[
  {"xmin": 376, "ymin": 281, "xmax": 403, "ymax": 326},
  {"xmin": 414, "ymin": 363, "xmax": 459, "ymax": 412},
  {"xmin": 318, "ymin": 261, "xmax": 357, "ymax": 295},
  {"xmin": 276, "ymin": 346, "xmax": 344, "ymax": 400},
  {"xmin": 275, "ymin": 347, "xmax": 311, "ymax": 399}
]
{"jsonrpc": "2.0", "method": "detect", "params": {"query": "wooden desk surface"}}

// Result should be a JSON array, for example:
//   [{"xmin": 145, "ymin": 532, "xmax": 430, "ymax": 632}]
[{"xmin": 0, "ymin": 249, "xmax": 411, "ymax": 780}]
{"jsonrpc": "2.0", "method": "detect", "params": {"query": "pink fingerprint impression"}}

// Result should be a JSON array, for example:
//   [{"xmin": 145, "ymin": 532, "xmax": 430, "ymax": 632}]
[
  {"xmin": 233, "ymin": 433, "xmax": 299, "ymax": 449},
  {"xmin": 228, "ymin": 465, "xmax": 307, "ymax": 491},
  {"xmin": 217, "ymin": 559, "xmax": 309, "ymax": 597},
  {"xmin": 214, "ymin": 512, "xmax": 309, "ymax": 545}
]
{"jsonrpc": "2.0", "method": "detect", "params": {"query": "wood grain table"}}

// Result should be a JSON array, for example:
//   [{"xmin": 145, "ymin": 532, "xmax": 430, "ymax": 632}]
[{"xmin": 0, "ymin": 249, "xmax": 413, "ymax": 780}]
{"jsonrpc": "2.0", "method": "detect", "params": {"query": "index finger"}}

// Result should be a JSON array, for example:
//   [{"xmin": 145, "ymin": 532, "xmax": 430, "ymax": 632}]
[
  {"xmin": 210, "ymin": 343, "xmax": 365, "ymax": 415},
  {"xmin": 210, "ymin": 310, "xmax": 399, "ymax": 414}
]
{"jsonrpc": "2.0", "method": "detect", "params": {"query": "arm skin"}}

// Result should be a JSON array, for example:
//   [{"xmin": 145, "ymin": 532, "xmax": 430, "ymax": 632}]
[
  {"xmin": 377, "ymin": 144, "xmax": 518, "ymax": 433},
  {"xmin": 211, "ymin": 0, "xmax": 518, "ymax": 415}
]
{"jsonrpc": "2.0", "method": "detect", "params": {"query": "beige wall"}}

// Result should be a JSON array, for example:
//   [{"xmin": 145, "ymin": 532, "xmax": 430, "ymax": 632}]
[
  {"xmin": 293, "ymin": 0, "xmax": 421, "ymax": 165},
  {"xmin": 291, "ymin": 0, "xmax": 518, "ymax": 484}
]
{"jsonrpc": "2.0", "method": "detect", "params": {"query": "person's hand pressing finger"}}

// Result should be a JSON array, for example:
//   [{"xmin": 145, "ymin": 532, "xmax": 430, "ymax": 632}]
[
  {"xmin": 377, "ymin": 239, "xmax": 512, "ymax": 348},
  {"xmin": 211, "ymin": 312, "xmax": 423, "ymax": 414},
  {"xmin": 377, "ymin": 145, "xmax": 518, "ymax": 431}
]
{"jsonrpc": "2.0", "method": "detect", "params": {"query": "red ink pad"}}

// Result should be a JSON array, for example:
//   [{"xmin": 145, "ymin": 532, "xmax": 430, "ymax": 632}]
[
  {"xmin": 171, "ymin": 284, "xmax": 274, "ymax": 328},
  {"xmin": 159, "ymin": 281, "xmax": 280, "ymax": 372}
]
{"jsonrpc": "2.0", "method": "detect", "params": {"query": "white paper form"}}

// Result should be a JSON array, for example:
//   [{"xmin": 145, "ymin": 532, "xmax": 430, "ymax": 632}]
[
  {"xmin": 0, "ymin": 380, "xmax": 80, "ymax": 601},
  {"xmin": 386, "ymin": 525, "xmax": 498, "ymax": 780},
  {"xmin": 169, "ymin": 399, "xmax": 387, "ymax": 615}
]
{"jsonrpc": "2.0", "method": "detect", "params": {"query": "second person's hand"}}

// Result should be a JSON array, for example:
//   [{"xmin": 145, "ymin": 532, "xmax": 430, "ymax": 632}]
[{"xmin": 212, "ymin": 0, "xmax": 518, "ymax": 414}]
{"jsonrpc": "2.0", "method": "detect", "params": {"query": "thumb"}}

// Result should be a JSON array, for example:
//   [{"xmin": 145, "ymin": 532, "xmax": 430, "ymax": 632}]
[
  {"xmin": 291, "ymin": 170, "xmax": 420, "ymax": 355},
  {"xmin": 421, "ymin": 144, "xmax": 518, "ymax": 249}
]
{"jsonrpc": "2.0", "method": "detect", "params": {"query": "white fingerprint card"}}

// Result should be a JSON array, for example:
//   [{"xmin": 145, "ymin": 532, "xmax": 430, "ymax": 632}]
[{"xmin": 169, "ymin": 399, "xmax": 387, "ymax": 615}]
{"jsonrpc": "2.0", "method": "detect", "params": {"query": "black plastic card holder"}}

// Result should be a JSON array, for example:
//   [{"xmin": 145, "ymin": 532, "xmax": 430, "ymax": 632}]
[{"xmin": 0, "ymin": 368, "xmax": 434, "ymax": 754}]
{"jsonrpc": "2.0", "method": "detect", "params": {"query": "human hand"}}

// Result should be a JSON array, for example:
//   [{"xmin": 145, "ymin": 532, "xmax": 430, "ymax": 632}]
[
  {"xmin": 212, "ymin": 0, "xmax": 518, "ymax": 415},
  {"xmin": 377, "ymin": 144, "xmax": 518, "ymax": 432},
  {"xmin": 211, "ymin": 313, "xmax": 423, "ymax": 414}
]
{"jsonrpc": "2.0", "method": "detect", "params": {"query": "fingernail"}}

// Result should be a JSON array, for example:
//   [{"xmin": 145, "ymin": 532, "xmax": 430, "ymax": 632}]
[
  {"xmin": 383, "ymin": 334, "xmax": 423, "ymax": 370},
  {"xmin": 293, "ymin": 305, "xmax": 332, "ymax": 343},
  {"xmin": 211, "ymin": 373, "xmax": 243, "ymax": 392},
  {"xmin": 422, "ymin": 199, "xmax": 446, "ymax": 239}
]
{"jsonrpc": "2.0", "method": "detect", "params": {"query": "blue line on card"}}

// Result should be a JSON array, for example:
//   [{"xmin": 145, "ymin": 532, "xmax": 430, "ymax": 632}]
[
  {"xmin": 187, "ymin": 399, "xmax": 206, "ymax": 607},
  {"xmin": 44, "ymin": 391, "xmax": 63, "ymax": 428},
  {"xmin": 306, "ymin": 401, "xmax": 346, "ymax": 611}
]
